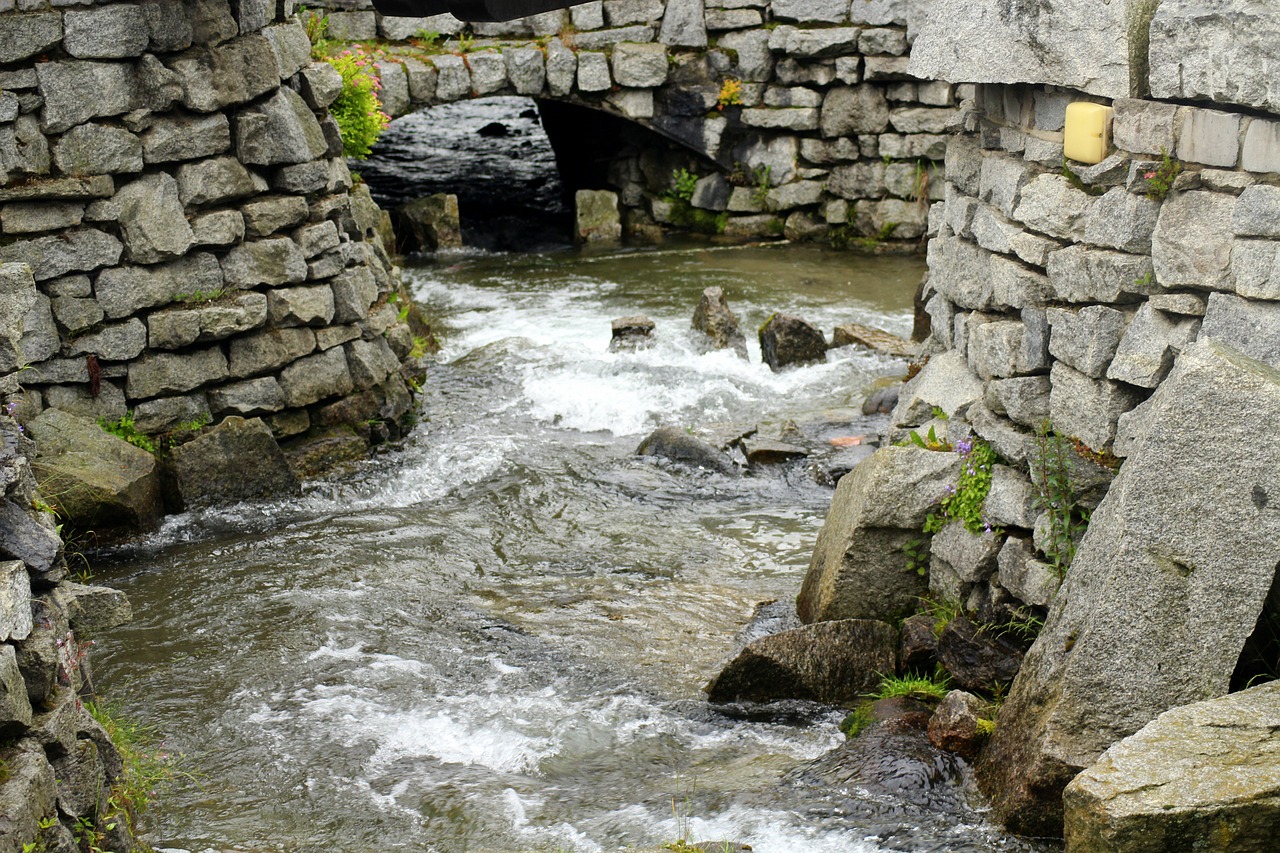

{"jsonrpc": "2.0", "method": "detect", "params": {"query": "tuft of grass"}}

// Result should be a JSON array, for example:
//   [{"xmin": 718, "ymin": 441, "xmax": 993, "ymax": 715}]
[
  {"xmin": 874, "ymin": 669, "xmax": 951, "ymax": 704},
  {"xmin": 85, "ymin": 701, "xmax": 189, "ymax": 836},
  {"xmin": 839, "ymin": 700, "xmax": 877, "ymax": 739}
]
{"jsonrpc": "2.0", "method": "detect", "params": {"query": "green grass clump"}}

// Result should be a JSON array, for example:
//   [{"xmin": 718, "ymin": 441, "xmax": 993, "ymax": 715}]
[
  {"xmin": 874, "ymin": 669, "xmax": 951, "ymax": 704},
  {"xmin": 97, "ymin": 413, "xmax": 157, "ymax": 454},
  {"xmin": 838, "ymin": 700, "xmax": 877, "ymax": 739}
]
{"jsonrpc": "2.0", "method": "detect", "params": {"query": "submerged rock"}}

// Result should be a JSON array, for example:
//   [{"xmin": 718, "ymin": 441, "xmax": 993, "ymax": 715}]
[
  {"xmin": 635, "ymin": 426, "xmax": 735, "ymax": 474},
  {"xmin": 1063, "ymin": 680, "xmax": 1280, "ymax": 853},
  {"xmin": 609, "ymin": 315, "xmax": 655, "ymax": 352},
  {"xmin": 397, "ymin": 193, "xmax": 462, "ymax": 251},
  {"xmin": 978, "ymin": 340, "xmax": 1280, "ymax": 837},
  {"xmin": 705, "ymin": 619, "xmax": 897, "ymax": 705},
  {"xmin": 742, "ymin": 437, "xmax": 807, "ymax": 466},
  {"xmin": 862, "ymin": 383, "xmax": 901, "ymax": 415},
  {"xmin": 833, "ymin": 322, "xmax": 917, "ymax": 359},
  {"xmin": 169, "ymin": 416, "xmax": 299, "ymax": 507},
  {"xmin": 759, "ymin": 313, "xmax": 827, "ymax": 371},
  {"xmin": 691, "ymin": 286, "xmax": 748, "ymax": 358}
]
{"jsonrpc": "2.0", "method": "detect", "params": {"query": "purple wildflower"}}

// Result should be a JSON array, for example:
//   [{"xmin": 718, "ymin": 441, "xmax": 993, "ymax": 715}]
[{"xmin": 955, "ymin": 437, "xmax": 973, "ymax": 456}]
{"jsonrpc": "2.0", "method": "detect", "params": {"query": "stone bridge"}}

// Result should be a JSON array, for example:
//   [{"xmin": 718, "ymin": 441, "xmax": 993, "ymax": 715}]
[{"xmin": 312, "ymin": 0, "xmax": 957, "ymax": 242}]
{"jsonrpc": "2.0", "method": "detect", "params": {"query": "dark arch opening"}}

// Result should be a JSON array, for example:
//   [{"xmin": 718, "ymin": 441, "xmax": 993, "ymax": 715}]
[
  {"xmin": 1230, "ymin": 562, "xmax": 1280, "ymax": 692},
  {"xmin": 356, "ymin": 96, "xmax": 718, "ymax": 253}
]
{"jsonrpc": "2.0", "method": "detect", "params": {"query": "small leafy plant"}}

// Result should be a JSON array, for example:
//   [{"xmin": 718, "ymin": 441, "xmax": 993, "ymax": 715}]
[
  {"xmin": 902, "ymin": 536, "xmax": 932, "ymax": 577},
  {"xmin": 716, "ymin": 77, "xmax": 743, "ymax": 110},
  {"xmin": 324, "ymin": 46, "xmax": 392, "ymax": 159},
  {"xmin": 1142, "ymin": 148, "xmax": 1182, "ymax": 201},
  {"xmin": 750, "ymin": 164, "xmax": 771, "ymax": 207},
  {"xmin": 666, "ymin": 168, "xmax": 699, "ymax": 203},
  {"xmin": 98, "ymin": 413, "xmax": 158, "ymax": 454},
  {"xmin": 1033, "ymin": 422, "xmax": 1092, "ymax": 575},
  {"xmin": 924, "ymin": 435, "xmax": 999, "ymax": 536}
]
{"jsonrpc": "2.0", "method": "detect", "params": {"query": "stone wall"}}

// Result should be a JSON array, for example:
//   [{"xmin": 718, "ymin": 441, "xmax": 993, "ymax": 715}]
[
  {"xmin": 2, "ymin": 393, "xmax": 144, "ymax": 850},
  {"xmin": 306, "ymin": 0, "xmax": 964, "ymax": 244},
  {"xmin": 793, "ymin": 0, "xmax": 1280, "ymax": 841},
  {"xmin": 0, "ymin": 0, "xmax": 421, "ymax": 515}
]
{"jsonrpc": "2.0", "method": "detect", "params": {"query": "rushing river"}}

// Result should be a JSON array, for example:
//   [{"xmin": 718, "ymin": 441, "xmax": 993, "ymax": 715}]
[{"xmin": 90, "ymin": 243, "xmax": 1050, "ymax": 853}]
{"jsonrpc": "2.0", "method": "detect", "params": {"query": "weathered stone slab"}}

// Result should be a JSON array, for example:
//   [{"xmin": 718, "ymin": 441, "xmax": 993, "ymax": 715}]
[
  {"xmin": 164, "ymin": 35, "xmax": 278, "ymax": 112},
  {"xmin": 797, "ymin": 445, "xmax": 962, "ymax": 623},
  {"xmin": 1199, "ymin": 292, "xmax": 1280, "ymax": 370},
  {"xmin": 1046, "ymin": 245, "xmax": 1155, "ymax": 304},
  {"xmin": 95, "ymin": 253, "xmax": 224, "ymax": 319},
  {"xmin": 26, "ymin": 409, "xmax": 163, "ymax": 535},
  {"xmin": 1063, "ymin": 680, "xmax": 1280, "ymax": 853},
  {"xmin": 126, "ymin": 346, "xmax": 228, "ymax": 400},
  {"xmin": 909, "ymin": 0, "xmax": 1135, "ymax": 99},
  {"xmin": 706, "ymin": 620, "xmax": 897, "ymax": 705},
  {"xmin": 0, "ymin": 229, "xmax": 123, "ymax": 282},
  {"xmin": 170, "ymin": 416, "xmax": 299, "ymax": 506},
  {"xmin": 1107, "ymin": 303, "xmax": 1200, "ymax": 389},
  {"xmin": 228, "ymin": 326, "xmax": 316, "ymax": 377},
  {"xmin": 1049, "ymin": 361, "xmax": 1141, "ymax": 452},
  {"xmin": 1149, "ymin": 0, "xmax": 1280, "ymax": 116},
  {"xmin": 280, "ymin": 347, "xmax": 352, "ymax": 407},
  {"xmin": 1152, "ymin": 190, "xmax": 1236, "ymax": 291},
  {"xmin": 113, "ymin": 172, "xmax": 196, "ymax": 264},
  {"xmin": 176, "ymin": 155, "xmax": 263, "ymax": 206},
  {"xmin": 1047, "ymin": 305, "xmax": 1128, "ymax": 379},
  {"xmin": 220, "ymin": 237, "xmax": 307, "ymax": 287},
  {"xmin": 234, "ymin": 87, "xmax": 327, "ymax": 166},
  {"xmin": 51, "ymin": 124, "xmax": 143, "ymax": 176},
  {"xmin": 978, "ymin": 339, "xmax": 1280, "ymax": 836}
]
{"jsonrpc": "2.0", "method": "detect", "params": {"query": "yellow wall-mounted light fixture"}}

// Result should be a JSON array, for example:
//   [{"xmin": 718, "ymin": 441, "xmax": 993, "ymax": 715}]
[{"xmin": 1063, "ymin": 102, "xmax": 1114, "ymax": 165}]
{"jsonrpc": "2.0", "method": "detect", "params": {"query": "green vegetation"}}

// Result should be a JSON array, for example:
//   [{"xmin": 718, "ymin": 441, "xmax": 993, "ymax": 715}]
[
  {"xmin": 839, "ymin": 700, "xmax": 877, "ymax": 738},
  {"xmin": 1033, "ymin": 422, "xmax": 1092, "ymax": 575},
  {"xmin": 86, "ymin": 700, "xmax": 188, "ymax": 845},
  {"xmin": 919, "ymin": 596, "xmax": 964, "ymax": 637},
  {"xmin": 874, "ymin": 669, "xmax": 951, "ymax": 703},
  {"xmin": 97, "ymin": 413, "xmax": 158, "ymax": 454},
  {"xmin": 924, "ymin": 435, "xmax": 1000, "ymax": 536},
  {"xmin": 750, "ymin": 164, "xmax": 771, "ymax": 208},
  {"xmin": 901, "ymin": 535, "xmax": 932, "ymax": 577},
  {"xmin": 666, "ymin": 168, "xmax": 699, "ymax": 203},
  {"xmin": 1142, "ymin": 148, "xmax": 1182, "ymax": 200},
  {"xmin": 716, "ymin": 78, "xmax": 743, "ymax": 110},
  {"xmin": 907, "ymin": 422, "xmax": 950, "ymax": 452},
  {"xmin": 324, "ymin": 47, "xmax": 393, "ymax": 158}
]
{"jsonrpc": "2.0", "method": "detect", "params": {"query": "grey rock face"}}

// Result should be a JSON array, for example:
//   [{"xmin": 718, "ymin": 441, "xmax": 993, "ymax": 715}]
[
  {"xmin": 114, "ymin": 172, "xmax": 196, "ymax": 264},
  {"xmin": 1063, "ymin": 680, "xmax": 1280, "ymax": 853},
  {"xmin": 1199, "ymin": 292, "xmax": 1280, "ymax": 370},
  {"xmin": 892, "ymin": 349, "xmax": 984, "ymax": 425},
  {"xmin": 1047, "ymin": 305, "xmax": 1129, "ymax": 379},
  {"xmin": 170, "ymin": 416, "xmax": 299, "ymax": 506},
  {"xmin": 1149, "ymin": 0, "xmax": 1280, "ymax": 116},
  {"xmin": 1, "ymin": 229, "xmax": 123, "ymax": 282},
  {"xmin": 0, "ymin": 559, "xmax": 33, "ymax": 644},
  {"xmin": 798, "ymin": 446, "xmax": 962, "ymax": 623},
  {"xmin": 504, "ymin": 47, "xmax": 546, "ymax": 95},
  {"xmin": 63, "ymin": 7, "xmax": 150, "ymax": 59},
  {"xmin": 176, "ymin": 155, "xmax": 263, "ymax": 206},
  {"xmin": 165, "ymin": 35, "xmax": 278, "ymax": 112},
  {"xmin": 1049, "ymin": 361, "xmax": 1142, "ymax": 452},
  {"xmin": 228, "ymin": 326, "xmax": 315, "ymax": 378},
  {"xmin": 126, "ymin": 346, "xmax": 228, "ymax": 399},
  {"xmin": 52, "ymin": 124, "xmax": 143, "ymax": 176},
  {"xmin": 36, "ymin": 60, "xmax": 143, "ymax": 134},
  {"xmin": 0, "ymin": 12, "xmax": 62, "ymax": 65},
  {"xmin": 909, "ymin": 0, "xmax": 1134, "ymax": 99},
  {"xmin": 575, "ymin": 189, "xmax": 621, "ymax": 244},
  {"xmin": 978, "ymin": 340, "xmax": 1280, "ymax": 837},
  {"xmin": 220, "ymin": 237, "xmax": 307, "ymax": 287},
  {"xmin": 1152, "ymin": 191, "xmax": 1235, "ymax": 291},
  {"xmin": 611, "ymin": 42, "xmax": 668, "ymax": 87},
  {"xmin": 821, "ymin": 85, "xmax": 889, "ymax": 137},
  {"xmin": 95, "ymin": 253, "xmax": 223, "ymax": 319},
  {"xmin": 280, "ymin": 347, "xmax": 352, "ymax": 407},
  {"xmin": 234, "ymin": 87, "xmax": 328, "ymax": 166},
  {"xmin": 147, "ymin": 293, "xmax": 267, "ymax": 349},
  {"xmin": 1107, "ymin": 302, "xmax": 1200, "ymax": 389},
  {"xmin": 140, "ymin": 112, "xmax": 231, "ymax": 164},
  {"xmin": 658, "ymin": 0, "xmax": 708, "ymax": 47},
  {"xmin": 25, "ymin": 409, "xmax": 163, "ymax": 536},
  {"xmin": 398, "ymin": 193, "xmax": 462, "ymax": 251},
  {"xmin": 706, "ymin": 620, "xmax": 897, "ymax": 704}
]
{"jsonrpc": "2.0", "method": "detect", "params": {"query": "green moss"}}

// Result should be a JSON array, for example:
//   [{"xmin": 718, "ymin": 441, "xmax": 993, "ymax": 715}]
[{"xmin": 839, "ymin": 700, "xmax": 877, "ymax": 739}]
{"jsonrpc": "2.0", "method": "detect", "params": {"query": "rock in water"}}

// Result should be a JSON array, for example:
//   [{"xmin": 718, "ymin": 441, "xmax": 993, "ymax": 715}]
[
  {"xmin": 635, "ymin": 426, "xmax": 735, "ymax": 475},
  {"xmin": 759, "ymin": 313, "xmax": 827, "ymax": 371},
  {"xmin": 609, "ymin": 315, "xmax": 655, "ymax": 352},
  {"xmin": 1063, "ymin": 680, "xmax": 1280, "ymax": 852},
  {"xmin": 575, "ymin": 189, "xmax": 621, "ymax": 244},
  {"xmin": 833, "ymin": 322, "xmax": 917, "ymax": 359},
  {"xmin": 397, "ymin": 193, "xmax": 462, "ymax": 251},
  {"xmin": 928, "ymin": 690, "xmax": 986, "ymax": 760},
  {"xmin": 798, "ymin": 446, "xmax": 962, "ymax": 623},
  {"xmin": 977, "ymin": 340, "xmax": 1280, "ymax": 837},
  {"xmin": 691, "ymin": 286, "xmax": 748, "ymax": 358},
  {"xmin": 170, "ymin": 416, "xmax": 300, "ymax": 507},
  {"xmin": 706, "ymin": 619, "xmax": 897, "ymax": 705}
]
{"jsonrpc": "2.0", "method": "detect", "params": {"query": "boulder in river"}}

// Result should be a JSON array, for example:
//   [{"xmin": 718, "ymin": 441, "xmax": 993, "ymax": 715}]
[
  {"xmin": 609, "ymin": 315, "xmax": 655, "ymax": 352},
  {"xmin": 25, "ymin": 409, "xmax": 163, "ymax": 541},
  {"xmin": 397, "ymin": 193, "xmax": 462, "ymax": 252},
  {"xmin": 797, "ymin": 446, "xmax": 962, "ymax": 623},
  {"xmin": 833, "ymin": 322, "xmax": 917, "ymax": 359},
  {"xmin": 977, "ymin": 340, "xmax": 1280, "ymax": 837},
  {"xmin": 705, "ymin": 619, "xmax": 897, "ymax": 705},
  {"xmin": 928, "ymin": 689, "xmax": 987, "ymax": 760},
  {"xmin": 759, "ymin": 313, "xmax": 827, "ymax": 371},
  {"xmin": 170, "ymin": 416, "xmax": 300, "ymax": 507},
  {"xmin": 742, "ymin": 437, "xmax": 807, "ymax": 466},
  {"xmin": 1063, "ymin": 679, "xmax": 1280, "ymax": 853},
  {"xmin": 575, "ymin": 189, "xmax": 622, "ymax": 244},
  {"xmin": 862, "ymin": 382, "xmax": 902, "ymax": 415},
  {"xmin": 635, "ymin": 426, "xmax": 735, "ymax": 475},
  {"xmin": 691, "ymin": 286, "xmax": 748, "ymax": 358}
]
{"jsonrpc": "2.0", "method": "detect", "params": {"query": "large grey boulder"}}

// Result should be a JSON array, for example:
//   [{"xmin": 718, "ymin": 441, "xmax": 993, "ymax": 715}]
[
  {"xmin": 1063, "ymin": 680, "xmax": 1280, "ymax": 852},
  {"xmin": 575, "ymin": 189, "xmax": 621, "ymax": 244},
  {"xmin": 169, "ymin": 416, "xmax": 300, "ymax": 507},
  {"xmin": 977, "ymin": 340, "xmax": 1280, "ymax": 837},
  {"xmin": 798, "ymin": 446, "xmax": 962, "ymax": 623},
  {"xmin": 25, "ymin": 409, "xmax": 163, "ymax": 539},
  {"xmin": 909, "ymin": 0, "xmax": 1137, "ymax": 99},
  {"xmin": 706, "ymin": 619, "xmax": 897, "ymax": 705},
  {"xmin": 1149, "ymin": 0, "xmax": 1280, "ymax": 116},
  {"xmin": 691, "ymin": 286, "xmax": 747, "ymax": 358}
]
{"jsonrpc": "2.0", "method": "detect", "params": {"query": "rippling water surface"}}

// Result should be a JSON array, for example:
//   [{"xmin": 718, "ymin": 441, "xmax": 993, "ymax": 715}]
[{"xmin": 92, "ymin": 240, "xmax": 1053, "ymax": 852}]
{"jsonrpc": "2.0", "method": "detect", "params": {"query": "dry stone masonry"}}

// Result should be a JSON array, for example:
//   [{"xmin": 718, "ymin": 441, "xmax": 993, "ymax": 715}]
[
  {"xmin": 306, "ymin": 0, "xmax": 960, "ymax": 244},
  {"xmin": 0, "ymin": 0, "xmax": 422, "ymax": 522}
]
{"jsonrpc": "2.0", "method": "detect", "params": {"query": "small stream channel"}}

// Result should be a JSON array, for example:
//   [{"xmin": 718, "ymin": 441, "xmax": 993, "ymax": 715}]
[{"xmin": 89, "ymin": 99, "xmax": 1051, "ymax": 853}]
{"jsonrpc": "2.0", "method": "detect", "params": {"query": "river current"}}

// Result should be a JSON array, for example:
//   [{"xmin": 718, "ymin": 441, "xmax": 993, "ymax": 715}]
[{"xmin": 91, "ymin": 243, "xmax": 1050, "ymax": 853}]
